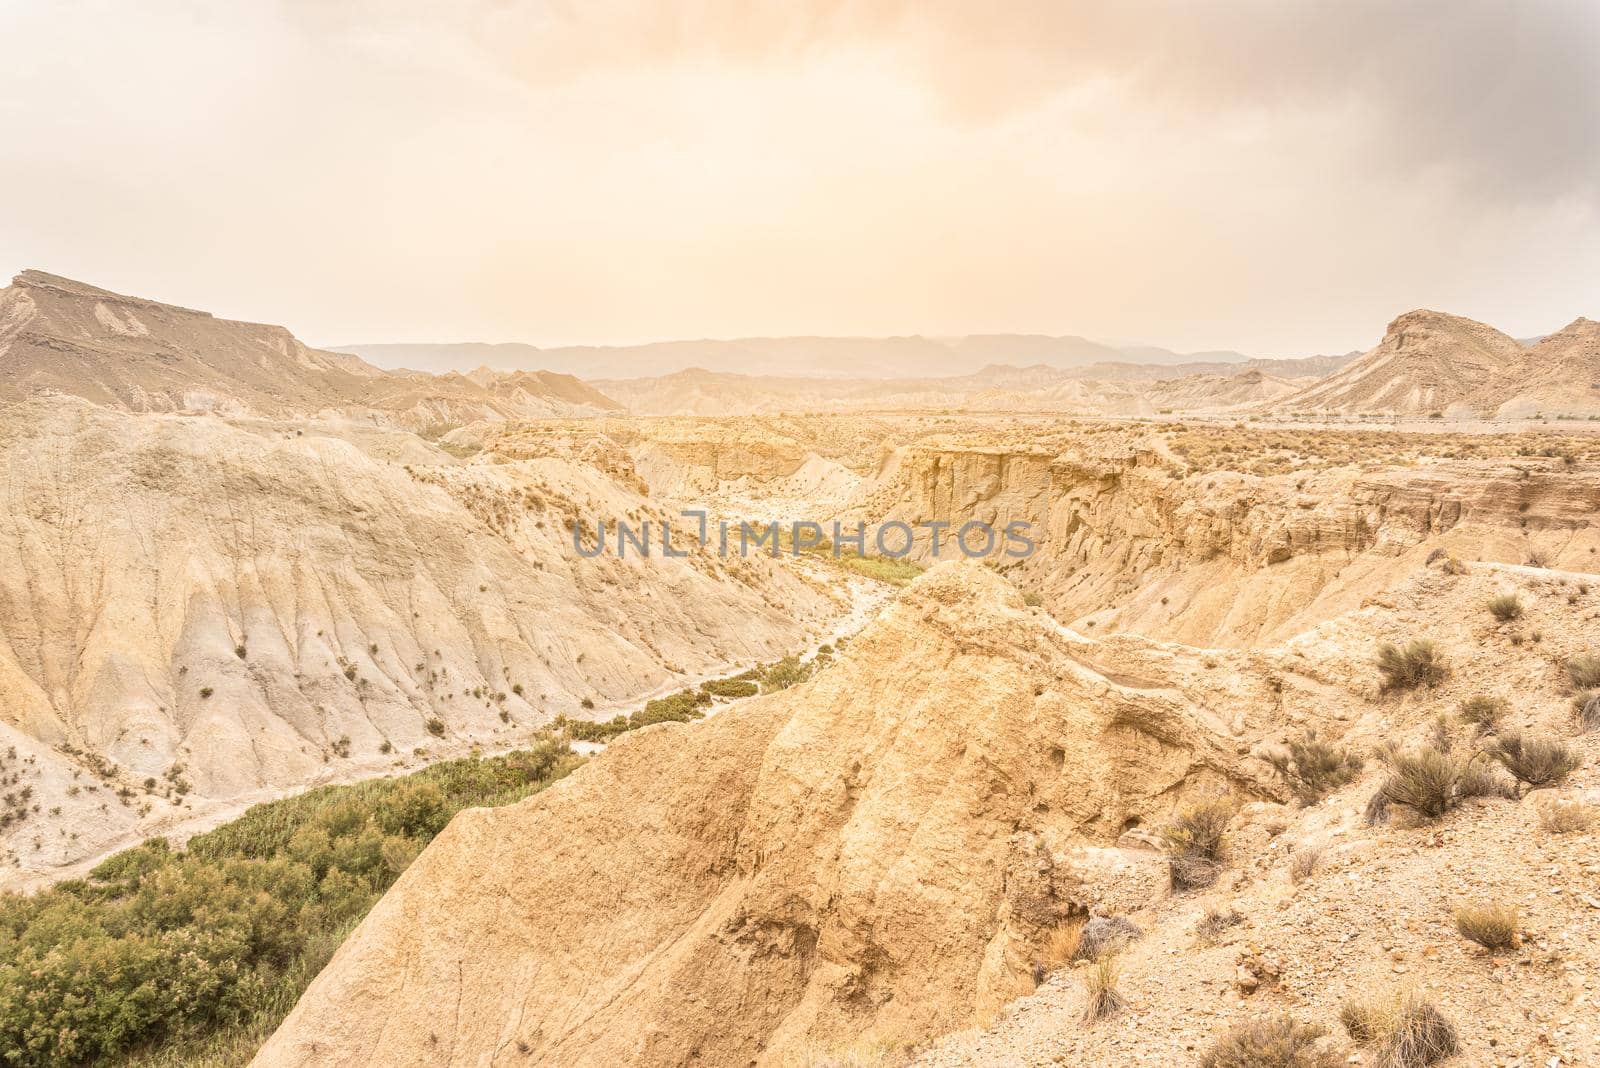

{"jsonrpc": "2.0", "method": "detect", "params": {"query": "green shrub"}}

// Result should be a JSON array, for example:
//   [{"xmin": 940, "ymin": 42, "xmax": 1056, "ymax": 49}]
[
  {"xmin": 1375, "ymin": 640, "xmax": 1449, "ymax": 692},
  {"xmin": 700, "ymin": 676, "xmax": 760, "ymax": 699},
  {"xmin": 1486, "ymin": 593, "xmax": 1522, "ymax": 621},
  {"xmin": 0, "ymin": 740, "xmax": 581, "ymax": 1066},
  {"xmin": 1199, "ymin": 1014, "xmax": 1340, "ymax": 1068},
  {"xmin": 1267, "ymin": 731, "xmax": 1363, "ymax": 805},
  {"xmin": 758, "ymin": 655, "xmax": 813, "ymax": 693}
]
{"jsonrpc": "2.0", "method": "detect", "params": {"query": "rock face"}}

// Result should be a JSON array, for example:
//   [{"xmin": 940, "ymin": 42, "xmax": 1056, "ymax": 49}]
[
  {"xmin": 252, "ymin": 565, "xmax": 1285, "ymax": 1068},
  {"xmin": 0, "ymin": 397, "xmax": 833, "ymax": 881},
  {"xmin": 857, "ymin": 434, "xmax": 1600, "ymax": 645},
  {"xmin": 0, "ymin": 271, "xmax": 623, "ymax": 431}
]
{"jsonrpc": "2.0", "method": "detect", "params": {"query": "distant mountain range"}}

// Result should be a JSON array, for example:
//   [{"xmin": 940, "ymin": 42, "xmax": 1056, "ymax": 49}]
[
  {"xmin": 5, "ymin": 269, "xmax": 1595, "ymax": 423},
  {"xmin": 332, "ymin": 335, "xmax": 1281, "ymax": 380}
]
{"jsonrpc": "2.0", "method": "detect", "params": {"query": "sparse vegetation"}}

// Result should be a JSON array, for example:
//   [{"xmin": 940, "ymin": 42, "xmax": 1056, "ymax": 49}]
[
  {"xmin": 700, "ymin": 675, "xmax": 760, "ymax": 699},
  {"xmin": 1161, "ymin": 798, "xmax": 1231, "ymax": 890},
  {"xmin": 1074, "ymin": 915, "xmax": 1142, "ymax": 961},
  {"xmin": 1289, "ymin": 844, "xmax": 1325, "ymax": 884},
  {"xmin": 1454, "ymin": 902, "xmax": 1521, "ymax": 952},
  {"xmin": 1458, "ymin": 695, "xmax": 1506, "ymax": 734},
  {"xmin": 1366, "ymin": 736, "xmax": 1511, "ymax": 824},
  {"xmin": 1566, "ymin": 654, "xmax": 1600, "ymax": 691},
  {"xmin": 1574, "ymin": 689, "xmax": 1600, "ymax": 731},
  {"xmin": 1341, "ymin": 992, "xmax": 1457, "ymax": 1067},
  {"xmin": 1375, "ymin": 640, "xmax": 1449, "ymax": 692},
  {"xmin": 1079, "ymin": 954, "xmax": 1126, "ymax": 1025},
  {"xmin": 1486, "ymin": 592, "xmax": 1522, "ymax": 621},
  {"xmin": 424, "ymin": 717, "xmax": 446, "ymax": 737},
  {"xmin": 1536, "ymin": 797, "xmax": 1596, "ymax": 834},
  {"xmin": 1038, "ymin": 917, "xmax": 1085, "ymax": 972},
  {"xmin": 1198, "ymin": 1014, "xmax": 1341, "ymax": 1068},
  {"xmin": 1267, "ymin": 731, "xmax": 1363, "ymax": 805},
  {"xmin": 1196, "ymin": 900, "xmax": 1243, "ymax": 944},
  {"xmin": 0, "ymin": 740, "xmax": 581, "ymax": 1066},
  {"xmin": 758, "ymin": 654, "xmax": 813, "ymax": 693},
  {"xmin": 1484, "ymin": 730, "xmax": 1578, "ymax": 791}
]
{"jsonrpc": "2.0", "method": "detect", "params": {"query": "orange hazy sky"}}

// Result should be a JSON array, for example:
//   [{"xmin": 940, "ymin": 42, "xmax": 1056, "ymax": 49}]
[{"xmin": 2, "ymin": 1, "xmax": 1596, "ymax": 356}]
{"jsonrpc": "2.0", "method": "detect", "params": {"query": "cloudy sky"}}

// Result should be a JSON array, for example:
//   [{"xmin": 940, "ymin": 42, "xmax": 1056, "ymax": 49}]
[{"xmin": 2, "ymin": 1, "xmax": 1596, "ymax": 357}]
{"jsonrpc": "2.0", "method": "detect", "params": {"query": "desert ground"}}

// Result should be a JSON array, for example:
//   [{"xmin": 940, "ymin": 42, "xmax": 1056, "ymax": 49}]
[{"xmin": 2, "ymin": 272, "xmax": 1598, "ymax": 1068}]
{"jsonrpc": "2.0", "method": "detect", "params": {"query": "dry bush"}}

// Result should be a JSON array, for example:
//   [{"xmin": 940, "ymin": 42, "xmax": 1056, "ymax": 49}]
[
  {"xmin": 1376, "ymin": 640, "xmax": 1449, "ymax": 692},
  {"xmin": 1075, "ymin": 915, "xmax": 1142, "ymax": 961},
  {"xmin": 1381, "ymin": 995, "xmax": 1458, "ymax": 1067},
  {"xmin": 795, "ymin": 1041, "xmax": 898, "ymax": 1068},
  {"xmin": 1536, "ymin": 797, "xmax": 1597, "ymax": 834},
  {"xmin": 1573, "ymin": 689, "xmax": 1600, "ymax": 732},
  {"xmin": 1367, "ymin": 741, "xmax": 1511, "ymax": 824},
  {"xmin": 1199, "ymin": 1014, "xmax": 1341, "ymax": 1068},
  {"xmin": 1458, "ymin": 695, "xmax": 1506, "ymax": 734},
  {"xmin": 1267, "ymin": 731, "xmax": 1363, "ymax": 805},
  {"xmin": 1485, "ymin": 730, "xmax": 1579, "ymax": 791},
  {"xmin": 1454, "ymin": 903, "xmax": 1521, "ymax": 952},
  {"xmin": 1197, "ymin": 899, "xmax": 1243, "ymax": 944},
  {"xmin": 1525, "ymin": 549, "xmax": 1553, "ymax": 569},
  {"xmin": 1567, "ymin": 655, "xmax": 1600, "ymax": 691},
  {"xmin": 1290, "ymin": 844, "xmax": 1325, "ymax": 884},
  {"xmin": 1340, "ymin": 992, "xmax": 1457, "ymax": 1067},
  {"xmin": 1162, "ymin": 798, "xmax": 1232, "ymax": 891},
  {"xmin": 1080, "ymin": 954, "xmax": 1126, "ymax": 1025},
  {"xmin": 1040, "ymin": 918, "xmax": 1085, "ymax": 971},
  {"xmin": 1338, "ymin": 998, "xmax": 1392, "ymax": 1044},
  {"xmin": 1487, "ymin": 593, "xmax": 1523, "ymax": 621},
  {"xmin": 1441, "ymin": 556, "xmax": 1468, "ymax": 576}
]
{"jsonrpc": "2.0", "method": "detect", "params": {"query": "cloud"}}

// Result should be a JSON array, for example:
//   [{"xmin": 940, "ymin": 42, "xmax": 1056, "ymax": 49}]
[
  {"xmin": 1, "ymin": 0, "xmax": 1596, "ymax": 354},
  {"xmin": 407, "ymin": 0, "xmax": 1600, "ymax": 204}
]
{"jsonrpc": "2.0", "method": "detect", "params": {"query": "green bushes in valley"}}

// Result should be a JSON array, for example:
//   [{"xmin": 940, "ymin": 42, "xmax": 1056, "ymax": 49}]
[{"xmin": 0, "ymin": 737, "xmax": 581, "ymax": 1067}]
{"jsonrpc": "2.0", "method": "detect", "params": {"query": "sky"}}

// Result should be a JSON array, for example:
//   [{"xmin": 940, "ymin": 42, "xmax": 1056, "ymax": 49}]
[{"xmin": 1, "ymin": 0, "xmax": 1597, "ymax": 358}]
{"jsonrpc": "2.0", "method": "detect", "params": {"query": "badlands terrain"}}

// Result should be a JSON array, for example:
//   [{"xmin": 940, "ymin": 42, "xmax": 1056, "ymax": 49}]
[{"xmin": 1, "ymin": 271, "xmax": 1598, "ymax": 1067}]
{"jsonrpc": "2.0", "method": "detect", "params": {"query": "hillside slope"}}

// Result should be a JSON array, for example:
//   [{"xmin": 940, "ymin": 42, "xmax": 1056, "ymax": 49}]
[
  {"xmin": 1282, "ymin": 310, "xmax": 1526, "ymax": 415},
  {"xmin": 257, "ymin": 559, "xmax": 1599, "ymax": 1068},
  {"xmin": 252, "ymin": 563, "xmax": 1397, "ymax": 1067},
  {"xmin": 0, "ymin": 399, "xmax": 833, "ymax": 883},
  {"xmin": 0, "ymin": 271, "xmax": 622, "ymax": 431}
]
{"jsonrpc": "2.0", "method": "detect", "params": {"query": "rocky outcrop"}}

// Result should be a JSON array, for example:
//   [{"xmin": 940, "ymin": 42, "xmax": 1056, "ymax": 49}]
[
  {"xmin": 861, "ymin": 434, "xmax": 1600, "ymax": 645},
  {"xmin": 252, "ymin": 565, "xmax": 1288, "ymax": 1068}
]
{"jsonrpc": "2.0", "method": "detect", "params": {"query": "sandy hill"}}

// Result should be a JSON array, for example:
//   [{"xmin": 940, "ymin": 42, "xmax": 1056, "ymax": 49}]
[
  {"xmin": 1144, "ymin": 368, "xmax": 1304, "ymax": 411},
  {"xmin": 254, "ymin": 559, "xmax": 1600, "ymax": 1067},
  {"xmin": 1486, "ymin": 316, "xmax": 1600, "ymax": 418},
  {"xmin": 0, "ymin": 398, "xmax": 835, "ymax": 885},
  {"xmin": 0, "ymin": 270, "xmax": 622, "ymax": 431},
  {"xmin": 251, "ymin": 564, "xmax": 1284, "ymax": 1067},
  {"xmin": 1281, "ymin": 310, "xmax": 1527, "ymax": 416}
]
